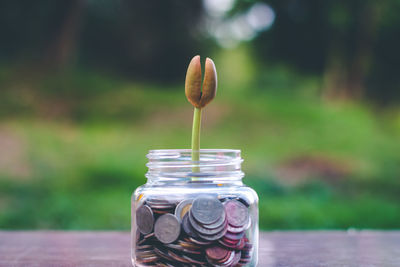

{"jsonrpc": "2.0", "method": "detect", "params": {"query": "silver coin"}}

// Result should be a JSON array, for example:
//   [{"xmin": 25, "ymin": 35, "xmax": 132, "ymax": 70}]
[
  {"xmin": 197, "ymin": 226, "xmax": 227, "ymax": 241},
  {"xmin": 154, "ymin": 214, "xmax": 181, "ymax": 244},
  {"xmin": 200, "ymin": 208, "xmax": 226, "ymax": 229},
  {"xmin": 227, "ymin": 223, "xmax": 247, "ymax": 233},
  {"xmin": 191, "ymin": 196, "xmax": 224, "ymax": 225},
  {"xmin": 182, "ymin": 213, "xmax": 199, "ymax": 238},
  {"xmin": 189, "ymin": 209, "xmax": 227, "ymax": 236},
  {"xmin": 174, "ymin": 199, "xmax": 194, "ymax": 221},
  {"xmin": 186, "ymin": 237, "xmax": 213, "ymax": 246},
  {"xmin": 136, "ymin": 205, "xmax": 154, "ymax": 235}
]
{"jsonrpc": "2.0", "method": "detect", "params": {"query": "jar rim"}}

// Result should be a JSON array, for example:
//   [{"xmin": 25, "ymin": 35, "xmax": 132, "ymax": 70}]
[
  {"xmin": 147, "ymin": 149, "xmax": 242, "ymax": 163},
  {"xmin": 145, "ymin": 149, "xmax": 244, "ymax": 182},
  {"xmin": 148, "ymin": 149, "xmax": 241, "ymax": 154}
]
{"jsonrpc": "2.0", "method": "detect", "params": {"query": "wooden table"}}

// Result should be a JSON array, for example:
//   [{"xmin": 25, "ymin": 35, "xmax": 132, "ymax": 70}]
[{"xmin": 0, "ymin": 231, "xmax": 399, "ymax": 266}]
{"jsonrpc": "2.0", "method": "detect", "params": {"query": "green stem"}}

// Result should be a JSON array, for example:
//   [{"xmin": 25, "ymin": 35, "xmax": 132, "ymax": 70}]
[{"xmin": 191, "ymin": 107, "xmax": 202, "ymax": 172}]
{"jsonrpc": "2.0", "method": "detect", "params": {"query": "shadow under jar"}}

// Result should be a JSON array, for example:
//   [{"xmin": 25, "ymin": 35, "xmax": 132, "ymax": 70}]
[{"xmin": 131, "ymin": 149, "xmax": 259, "ymax": 267}]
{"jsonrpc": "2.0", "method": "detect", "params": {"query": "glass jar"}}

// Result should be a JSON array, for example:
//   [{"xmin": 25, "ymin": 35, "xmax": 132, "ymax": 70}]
[{"xmin": 131, "ymin": 149, "xmax": 259, "ymax": 267}]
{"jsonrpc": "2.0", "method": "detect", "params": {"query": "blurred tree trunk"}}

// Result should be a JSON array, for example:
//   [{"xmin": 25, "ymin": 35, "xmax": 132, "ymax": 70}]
[
  {"xmin": 45, "ymin": 0, "xmax": 85, "ymax": 69},
  {"xmin": 346, "ymin": 1, "xmax": 381, "ymax": 99},
  {"xmin": 323, "ymin": 1, "xmax": 381, "ymax": 100},
  {"xmin": 322, "ymin": 39, "xmax": 347, "ymax": 99}
]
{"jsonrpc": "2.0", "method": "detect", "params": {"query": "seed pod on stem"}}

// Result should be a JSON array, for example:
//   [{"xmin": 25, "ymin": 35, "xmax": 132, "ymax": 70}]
[{"xmin": 185, "ymin": 55, "xmax": 218, "ymax": 172}]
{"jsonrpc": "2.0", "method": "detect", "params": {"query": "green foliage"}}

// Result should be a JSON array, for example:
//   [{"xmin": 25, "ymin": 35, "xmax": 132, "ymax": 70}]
[{"xmin": 0, "ymin": 77, "xmax": 399, "ymax": 230}]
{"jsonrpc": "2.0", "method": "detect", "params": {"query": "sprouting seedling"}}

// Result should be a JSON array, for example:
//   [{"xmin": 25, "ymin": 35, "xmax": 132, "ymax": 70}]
[{"xmin": 185, "ymin": 55, "xmax": 217, "ymax": 172}]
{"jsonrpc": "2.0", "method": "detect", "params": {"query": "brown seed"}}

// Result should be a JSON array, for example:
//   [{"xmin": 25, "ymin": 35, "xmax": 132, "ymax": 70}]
[
  {"xmin": 198, "ymin": 58, "xmax": 217, "ymax": 108},
  {"xmin": 185, "ymin": 55, "xmax": 202, "ymax": 108},
  {"xmin": 185, "ymin": 56, "xmax": 217, "ymax": 108}
]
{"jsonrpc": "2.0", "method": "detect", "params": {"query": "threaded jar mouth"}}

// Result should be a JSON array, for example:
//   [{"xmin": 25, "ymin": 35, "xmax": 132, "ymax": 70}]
[{"xmin": 146, "ymin": 149, "xmax": 244, "ymax": 182}]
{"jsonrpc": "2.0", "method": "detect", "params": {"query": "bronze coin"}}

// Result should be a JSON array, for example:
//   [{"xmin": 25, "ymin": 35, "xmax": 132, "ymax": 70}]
[
  {"xmin": 224, "ymin": 230, "xmax": 245, "ymax": 241},
  {"xmin": 153, "ymin": 247, "xmax": 174, "ymax": 262},
  {"xmin": 177, "ymin": 240, "xmax": 201, "ymax": 250},
  {"xmin": 219, "ymin": 239, "xmax": 243, "ymax": 249},
  {"xmin": 216, "ymin": 249, "xmax": 233, "ymax": 264},
  {"xmin": 182, "ymin": 255, "xmax": 207, "ymax": 265},
  {"xmin": 136, "ymin": 244, "xmax": 152, "ymax": 251},
  {"xmin": 221, "ymin": 237, "xmax": 242, "ymax": 246},
  {"xmin": 224, "ymin": 199, "xmax": 249, "ymax": 227},
  {"xmin": 136, "ymin": 255, "xmax": 158, "ymax": 264},
  {"xmin": 205, "ymin": 246, "xmax": 229, "ymax": 261},
  {"xmin": 167, "ymin": 250, "xmax": 192, "ymax": 264}
]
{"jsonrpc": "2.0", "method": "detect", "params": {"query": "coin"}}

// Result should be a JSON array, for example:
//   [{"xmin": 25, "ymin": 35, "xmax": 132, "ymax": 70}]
[
  {"xmin": 219, "ymin": 237, "xmax": 245, "ymax": 249},
  {"xmin": 146, "ymin": 198, "xmax": 177, "ymax": 213},
  {"xmin": 227, "ymin": 223, "xmax": 247, "ymax": 233},
  {"xmin": 206, "ymin": 247, "xmax": 235, "ymax": 266},
  {"xmin": 167, "ymin": 250, "xmax": 192, "ymax": 264},
  {"xmin": 199, "ymin": 208, "xmax": 226, "ymax": 230},
  {"xmin": 224, "ymin": 199, "xmax": 249, "ymax": 227},
  {"xmin": 185, "ymin": 237, "xmax": 212, "ymax": 246},
  {"xmin": 220, "ymin": 250, "xmax": 235, "ymax": 265},
  {"xmin": 206, "ymin": 246, "xmax": 229, "ymax": 261},
  {"xmin": 146, "ymin": 198, "xmax": 176, "ymax": 216},
  {"xmin": 224, "ymin": 230, "xmax": 245, "ymax": 240},
  {"xmin": 220, "ymin": 195, "xmax": 251, "ymax": 207},
  {"xmin": 197, "ymin": 226, "xmax": 227, "ymax": 241},
  {"xmin": 136, "ymin": 249, "xmax": 159, "ymax": 265},
  {"xmin": 136, "ymin": 250, "xmax": 156, "ymax": 257},
  {"xmin": 137, "ymin": 244, "xmax": 152, "ymax": 251},
  {"xmin": 174, "ymin": 199, "xmax": 193, "ymax": 221},
  {"xmin": 221, "ymin": 236, "xmax": 241, "ymax": 245},
  {"xmin": 154, "ymin": 213, "xmax": 181, "ymax": 244},
  {"xmin": 135, "ymin": 194, "xmax": 254, "ymax": 266},
  {"xmin": 177, "ymin": 239, "xmax": 202, "ymax": 250},
  {"xmin": 136, "ymin": 205, "xmax": 154, "ymax": 235},
  {"xmin": 165, "ymin": 242, "xmax": 202, "ymax": 256},
  {"xmin": 231, "ymin": 251, "xmax": 242, "ymax": 266},
  {"xmin": 191, "ymin": 196, "xmax": 224, "ymax": 225},
  {"xmin": 136, "ymin": 255, "xmax": 158, "ymax": 264},
  {"xmin": 182, "ymin": 254, "xmax": 207, "ymax": 265},
  {"xmin": 188, "ymin": 209, "xmax": 227, "ymax": 236},
  {"xmin": 135, "ymin": 229, "xmax": 141, "ymax": 243},
  {"xmin": 153, "ymin": 246, "xmax": 174, "ymax": 262},
  {"xmin": 182, "ymin": 212, "xmax": 199, "ymax": 238}
]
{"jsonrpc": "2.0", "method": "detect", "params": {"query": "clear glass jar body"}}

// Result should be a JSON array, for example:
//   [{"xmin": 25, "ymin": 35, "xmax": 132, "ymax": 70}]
[{"xmin": 131, "ymin": 149, "xmax": 258, "ymax": 267}]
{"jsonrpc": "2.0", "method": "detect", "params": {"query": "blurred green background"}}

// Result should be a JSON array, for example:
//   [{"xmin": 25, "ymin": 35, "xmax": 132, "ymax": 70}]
[{"xmin": 1, "ymin": 0, "xmax": 400, "ymax": 230}]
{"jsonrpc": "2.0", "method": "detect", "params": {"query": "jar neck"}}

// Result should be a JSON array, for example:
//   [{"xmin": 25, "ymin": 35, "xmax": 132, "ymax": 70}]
[{"xmin": 145, "ymin": 149, "xmax": 244, "ymax": 186}]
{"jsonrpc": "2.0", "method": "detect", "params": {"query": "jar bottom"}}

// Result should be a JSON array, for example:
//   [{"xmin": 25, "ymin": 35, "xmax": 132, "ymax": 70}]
[{"xmin": 132, "ymin": 193, "xmax": 257, "ymax": 266}]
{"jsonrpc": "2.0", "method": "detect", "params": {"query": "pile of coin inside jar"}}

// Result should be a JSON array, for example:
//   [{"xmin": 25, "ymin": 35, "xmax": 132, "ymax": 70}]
[{"xmin": 135, "ymin": 195, "xmax": 253, "ymax": 266}]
